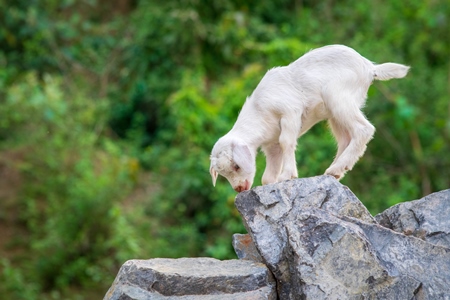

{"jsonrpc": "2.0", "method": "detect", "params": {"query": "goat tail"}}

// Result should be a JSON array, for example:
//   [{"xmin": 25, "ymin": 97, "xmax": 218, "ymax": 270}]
[{"xmin": 373, "ymin": 63, "xmax": 410, "ymax": 81}]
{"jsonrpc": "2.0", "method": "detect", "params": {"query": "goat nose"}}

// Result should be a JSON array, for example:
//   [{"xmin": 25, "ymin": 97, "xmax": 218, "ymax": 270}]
[{"xmin": 234, "ymin": 186, "xmax": 243, "ymax": 192}]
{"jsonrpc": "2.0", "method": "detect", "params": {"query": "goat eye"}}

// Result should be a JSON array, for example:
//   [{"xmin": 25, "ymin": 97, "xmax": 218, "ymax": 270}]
[{"xmin": 234, "ymin": 164, "xmax": 240, "ymax": 171}]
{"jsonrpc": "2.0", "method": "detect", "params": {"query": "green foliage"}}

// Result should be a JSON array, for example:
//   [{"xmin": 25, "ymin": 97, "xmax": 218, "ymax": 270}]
[
  {"xmin": 0, "ymin": 0, "xmax": 449, "ymax": 298},
  {"xmin": 0, "ymin": 259, "xmax": 40, "ymax": 300},
  {"xmin": 0, "ymin": 73, "xmax": 140, "ymax": 296}
]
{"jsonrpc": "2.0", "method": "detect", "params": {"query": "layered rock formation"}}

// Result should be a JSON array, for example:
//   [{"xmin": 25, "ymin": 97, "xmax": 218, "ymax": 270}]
[{"xmin": 105, "ymin": 176, "xmax": 450, "ymax": 300}]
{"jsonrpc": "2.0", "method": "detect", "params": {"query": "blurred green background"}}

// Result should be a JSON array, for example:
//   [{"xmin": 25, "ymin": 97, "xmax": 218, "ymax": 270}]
[{"xmin": 0, "ymin": 0, "xmax": 449, "ymax": 298}]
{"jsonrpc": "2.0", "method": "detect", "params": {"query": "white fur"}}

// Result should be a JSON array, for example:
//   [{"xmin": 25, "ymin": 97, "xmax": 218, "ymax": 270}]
[{"xmin": 210, "ymin": 45, "xmax": 409, "ymax": 192}]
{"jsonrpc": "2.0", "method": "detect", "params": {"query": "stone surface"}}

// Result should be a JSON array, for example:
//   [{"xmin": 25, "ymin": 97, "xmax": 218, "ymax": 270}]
[
  {"xmin": 235, "ymin": 175, "xmax": 376, "ymax": 298},
  {"xmin": 232, "ymin": 233, "xmax": 263, "ymax": 263},
  {"xmin": 235, "ymin": 176, "xmax": 450, "ymax": 299},
  {"xmin": 375, "ymin": 189, "xmax": 450, "ymax": 248},
  {"xmin": 286, "ymin": 209, "xmax": 423, "ymax": 299},
  {"xmin": 104, "ymin": 257, "xmax": 276, "ymax": 300},
  {"xmin": 350, "ymin": 215, "xmax": 450, "ymax": 299}
]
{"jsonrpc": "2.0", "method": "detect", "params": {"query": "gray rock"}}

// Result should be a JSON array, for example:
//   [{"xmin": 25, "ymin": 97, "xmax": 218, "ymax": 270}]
[
  {"xmin": 235, "ymin": 176, "xmax": 376, "ymax": 298},
  {"xmin": 375, "ymin": 189, "xmax": 450, "ymax": 248},
  {"xmin": 286, "ymin": 209, "xmax": 423, "ymax": 299},
  {"xmin": 104, "ymin": 257, "xmax": 277, "ymax": 300},
  {"xmin": 236, "ymin": 175, "xmax": 376, "ymax": 226},
  {"xmin": 350, "ymin": 215, "xmax": 450, "ymax": 299},
  {"xmin": 232, "ymin": 233, "xmax": 263, "ymax": 263},
  {"xmin": 235, "ymin": 176, "xmax": 450, "ymax": 299}
]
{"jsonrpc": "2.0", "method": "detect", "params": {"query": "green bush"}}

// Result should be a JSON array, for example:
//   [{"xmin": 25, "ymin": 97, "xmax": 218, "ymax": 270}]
[{"xmin": 0, "ymin": 73, "xmax": 140, "ymax": 295}]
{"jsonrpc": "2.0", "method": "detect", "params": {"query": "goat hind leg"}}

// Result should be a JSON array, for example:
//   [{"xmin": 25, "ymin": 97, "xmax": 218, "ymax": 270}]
[
  {"xmin": 325, "ymin": 112, "xmax": 375, "ymax": 179},
  {"xmin": 328, "ymin": 118, "xmax": 351, "ymax": 165}
]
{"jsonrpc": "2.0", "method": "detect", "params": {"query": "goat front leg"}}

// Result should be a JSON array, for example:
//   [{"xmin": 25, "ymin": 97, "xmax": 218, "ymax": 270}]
[
  {"xmin": 262, "ymin": 143, "xmax": 283, "ymax": 185},
  {"xmin": 277, "ymin": 115, "xmax": 300, "ymax": 182}
]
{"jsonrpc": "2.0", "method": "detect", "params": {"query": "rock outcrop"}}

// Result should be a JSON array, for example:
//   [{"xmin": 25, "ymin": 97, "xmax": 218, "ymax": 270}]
[
  {"xmin": 235, "ymin": 176, "xmax": 450, "ymax": 299},
  {"xmin": 105, "ymin": 176, "xmax": 450, "ymax": 300}
]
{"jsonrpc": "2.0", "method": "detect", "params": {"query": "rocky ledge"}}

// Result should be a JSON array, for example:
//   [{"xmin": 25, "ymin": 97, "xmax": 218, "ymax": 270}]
[{"xmin": 105, "ymin": 176, "xmax": 450, "ymax": 299}]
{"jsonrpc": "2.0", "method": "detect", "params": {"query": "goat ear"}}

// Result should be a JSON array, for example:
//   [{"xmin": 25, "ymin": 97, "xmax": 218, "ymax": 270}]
[
  {"xmin": 210, "ymin": 164, "xmax": 218, "ymax": 187},
  {"xmin": 232, "ymin": 143, "xmax": 253, "ymax": 173}
]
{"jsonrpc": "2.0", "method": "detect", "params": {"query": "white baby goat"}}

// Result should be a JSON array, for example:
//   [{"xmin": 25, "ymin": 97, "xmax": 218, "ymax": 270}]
[{"xmin": 210, "ymin": 45, "xmax": 409, "ymax": 192}]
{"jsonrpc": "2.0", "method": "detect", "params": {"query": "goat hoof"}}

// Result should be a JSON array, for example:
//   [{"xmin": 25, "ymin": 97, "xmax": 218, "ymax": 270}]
[{"xmin": 325, "ymin": 168, "xmax": 344, "ymax": 180}]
